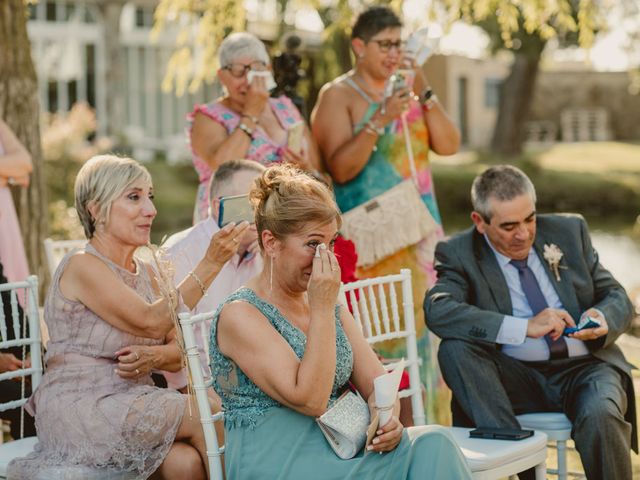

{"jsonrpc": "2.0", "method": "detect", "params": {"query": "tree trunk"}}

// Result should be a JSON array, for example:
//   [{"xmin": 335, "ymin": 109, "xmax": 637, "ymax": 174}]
[
  {"xmin": 99, "ymin": 1, "xmax": 125, "ymax": 137},
  {"xmin": 490, "ymin": 44, "xmax": 545, "ymax": 157},
  {"xmin": 0, "ymin": 0, "xmax": 48, "ymax": 291}
]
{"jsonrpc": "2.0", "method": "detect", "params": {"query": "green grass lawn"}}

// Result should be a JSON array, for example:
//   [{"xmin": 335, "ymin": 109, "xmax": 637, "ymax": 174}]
[{"xmin": 431, "ymin": 141, "xmax": 640, "ymax": 236}]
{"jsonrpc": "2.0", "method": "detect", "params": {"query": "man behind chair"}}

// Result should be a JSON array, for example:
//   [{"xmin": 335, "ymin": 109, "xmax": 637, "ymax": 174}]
[
  {"xmin": 424, "ymin": 165, "xmax": 636, "ymax": 480},
  {"xmin": 163, "ymin": 159, "xmax": 265, "ymax": 390}
]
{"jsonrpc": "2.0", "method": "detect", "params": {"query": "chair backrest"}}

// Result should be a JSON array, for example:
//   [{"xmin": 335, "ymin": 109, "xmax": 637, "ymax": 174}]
[
  {"xmin": 0, "ymin": 276, "xmax": 43, "ymax": 437},
  {"xmin": 178, "ymin": 311, "xmax": 224, "ymax": 480},
  {"xmin": 43, "ymin": 238, "xmax": 86, "ymax": 277},
  {"xmin": 340, "ymin": 268, "xmax": 425, "ymax": 426}
]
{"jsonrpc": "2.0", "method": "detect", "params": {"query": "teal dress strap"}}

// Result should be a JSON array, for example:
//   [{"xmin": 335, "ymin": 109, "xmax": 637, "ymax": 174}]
[
  {"xmin": 209, "ymin": 287, "xmax": 353, "ymax": 429},
  {"xmin": 334, "ymin": 79, "xmax": 403, "ymax": 212}
]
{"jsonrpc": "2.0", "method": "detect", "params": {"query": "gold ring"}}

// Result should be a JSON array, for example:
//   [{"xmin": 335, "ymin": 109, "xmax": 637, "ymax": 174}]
[
  {"xmin": 134, "ymin": 352, "xmax": 140, "ymax": 361},
  {"xmin": 135, "ymin": 368, "xmax": 140, "ymax": 375}
]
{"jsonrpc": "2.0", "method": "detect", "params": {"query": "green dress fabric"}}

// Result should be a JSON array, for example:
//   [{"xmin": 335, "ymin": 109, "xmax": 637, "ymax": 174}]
[{"xmin": 209, "ymin": 288, "xmax": 472, "ymax": 479}]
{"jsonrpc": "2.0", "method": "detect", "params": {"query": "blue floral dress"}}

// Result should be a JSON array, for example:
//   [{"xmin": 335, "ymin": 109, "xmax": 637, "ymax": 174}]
[{"xmin": 209, "ymin": 288, "xmax": 472, "ymax": 479}]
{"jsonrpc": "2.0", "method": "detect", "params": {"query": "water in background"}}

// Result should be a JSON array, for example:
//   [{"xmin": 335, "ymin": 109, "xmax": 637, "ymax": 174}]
[{"xmin": 592, "ymin": 231, "xmax": 640, "ymax": 300}]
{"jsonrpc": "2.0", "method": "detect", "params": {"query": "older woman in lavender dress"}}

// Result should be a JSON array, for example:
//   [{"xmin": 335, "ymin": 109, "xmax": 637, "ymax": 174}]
[{"xmin": 8, "ymin": 155, "xmax": 248, "ymax": 479}]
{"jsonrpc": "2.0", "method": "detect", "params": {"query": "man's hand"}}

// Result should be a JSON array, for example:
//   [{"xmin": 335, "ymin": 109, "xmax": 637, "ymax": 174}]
[
  {"xmin": 569, "ymin": 309, "xmax": 609, "ymax": 341},
  {"xmin": 527, "ymin": 308, "xmax": 576, "ymax": 341}
]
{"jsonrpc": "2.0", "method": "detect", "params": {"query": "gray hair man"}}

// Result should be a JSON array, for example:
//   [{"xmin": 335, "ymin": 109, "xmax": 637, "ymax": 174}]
[
  {"xmin": 164, "ymin": 159, "xmax": 266, "ymax": 390},
  {"xmin": 425, "ymin": 165, "xmax": 636, "ymax": 480}
]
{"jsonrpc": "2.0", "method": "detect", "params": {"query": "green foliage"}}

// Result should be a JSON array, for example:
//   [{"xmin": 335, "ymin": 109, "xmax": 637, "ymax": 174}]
[
  {"xmin": 433, "ymin": 144, "xmax": 640, "ymax": 235},
  {"xmin": 436, "ymin": 0, "xmax": 604, "ymax": 51},
  {"xmin": 144, "ymin": 159, "xmax": 198, "ymax": 244},
  {"xmin": 152, "ymin": 0, "xmax": 246, "ymax": 96},
  {"xmin": 43, "ymin": 103, "xmax": 112, "ymax": 240}
]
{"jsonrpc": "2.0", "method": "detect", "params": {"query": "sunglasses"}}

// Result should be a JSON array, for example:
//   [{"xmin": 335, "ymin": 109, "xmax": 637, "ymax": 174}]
[
  {"xmin": 368, "ymin": 39, "xmax": 404, "ymax": 53},
  {"xmin": 222, "ymin": 61, "xmax": 267, "ymax": 78}
]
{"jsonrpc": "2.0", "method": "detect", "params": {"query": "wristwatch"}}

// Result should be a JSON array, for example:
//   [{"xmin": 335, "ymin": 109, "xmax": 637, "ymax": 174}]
[{"xmin": 419, "ymin": 88, "xmax": 438, "ymax": 111}]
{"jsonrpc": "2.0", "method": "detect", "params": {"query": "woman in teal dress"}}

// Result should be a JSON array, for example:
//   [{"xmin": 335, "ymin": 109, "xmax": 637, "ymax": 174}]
[{"xmin": 208, "ymin": 164, "xmax": 472, "ymax": 479}]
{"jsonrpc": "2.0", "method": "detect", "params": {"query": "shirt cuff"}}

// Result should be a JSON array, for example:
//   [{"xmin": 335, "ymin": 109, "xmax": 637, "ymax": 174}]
[{"xmin": 496, "ymin": 315, "xmax": 528, "ymax": 345}]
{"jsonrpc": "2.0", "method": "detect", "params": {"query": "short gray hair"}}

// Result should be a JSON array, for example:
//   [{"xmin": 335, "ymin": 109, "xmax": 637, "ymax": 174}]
[
  {"xmin": 209, "ymin": 159, "xmax": 266, "ymax": 202},
  {"xmin": 75, "ymin": 155, "xmax": 151, "ymax": 238},
  {"xmin": 219, "ymin": 32, "xmax": 270, "ymax": 67},
  {"xmin": 471, "ymin": 165, "xmax": 537, "ymax": 222}
]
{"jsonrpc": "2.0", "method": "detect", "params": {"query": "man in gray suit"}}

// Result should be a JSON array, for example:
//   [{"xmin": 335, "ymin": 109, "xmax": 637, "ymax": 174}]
[{"xmin": 424, "ymin": 165, "xmax": 636, "ymax": 480}]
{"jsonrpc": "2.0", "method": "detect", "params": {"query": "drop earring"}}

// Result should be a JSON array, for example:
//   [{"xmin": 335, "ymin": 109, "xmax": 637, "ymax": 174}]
[{"xmin": 270, "ymin": 255, "xmax": 274, "ymax": 293}]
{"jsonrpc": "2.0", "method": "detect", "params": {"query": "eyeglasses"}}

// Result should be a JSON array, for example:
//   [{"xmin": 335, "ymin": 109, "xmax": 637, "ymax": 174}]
[
  {"xmin": 222, "ymin": 61, "xmax": 267, "ymax": 78},
  {"xmin": 368, "ymin": 39, "xmax": 404, "ymax": 53}
]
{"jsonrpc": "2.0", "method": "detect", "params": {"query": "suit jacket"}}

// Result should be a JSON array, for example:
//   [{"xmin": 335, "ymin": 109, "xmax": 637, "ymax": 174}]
[{"xmin": 424, "ymin": 213, "xmax": 637, "ymax": 451}]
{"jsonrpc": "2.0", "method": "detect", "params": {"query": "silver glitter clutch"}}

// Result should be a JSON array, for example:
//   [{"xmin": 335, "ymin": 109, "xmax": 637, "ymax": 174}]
[{"xmin": 316, "ymin": 389, "xmax": 370, "ymax": 459}]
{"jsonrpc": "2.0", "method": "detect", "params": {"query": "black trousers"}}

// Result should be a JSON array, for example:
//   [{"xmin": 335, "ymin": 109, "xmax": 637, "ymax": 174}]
[{"xmin": 439, "ymin": 339, "xmax": 632, "ymax": 480}]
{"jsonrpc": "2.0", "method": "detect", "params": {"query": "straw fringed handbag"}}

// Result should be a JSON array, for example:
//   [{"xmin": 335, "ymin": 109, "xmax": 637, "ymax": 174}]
[
  {"xmin": 341, "ymin": 114, "xmax": 438, "ymax": 267},
  {"xmin": 316, "ymin": 390, "xmax": 370, "ymax": 459}
]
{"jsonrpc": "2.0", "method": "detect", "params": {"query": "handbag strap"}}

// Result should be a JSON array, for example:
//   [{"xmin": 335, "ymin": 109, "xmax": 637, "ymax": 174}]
[{"xmin": 401, "ymin": 112, "xmax": 419, "ymax": 188}]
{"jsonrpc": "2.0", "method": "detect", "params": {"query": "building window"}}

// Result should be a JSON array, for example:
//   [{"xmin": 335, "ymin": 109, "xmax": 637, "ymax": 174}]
[
  {"xmin": 484, "ymin": 78, "xmax": 502, "ymax": 108},
  {"xmin": 135, "ymin": 7, "xmax": 154, "ymax": 28}
]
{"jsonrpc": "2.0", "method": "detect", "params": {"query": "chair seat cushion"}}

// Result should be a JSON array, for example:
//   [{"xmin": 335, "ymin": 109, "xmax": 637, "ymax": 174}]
[
  {"xmin": 449, "ymin": 427, "xmax": 547, "ymax": 472},
  {"xmin": 516, "ymin": 412, "xmax": 572, "ymax": 431},
  {"xmin": 0, "ymin": 436, "xmax": 38, "ymax": 477}
]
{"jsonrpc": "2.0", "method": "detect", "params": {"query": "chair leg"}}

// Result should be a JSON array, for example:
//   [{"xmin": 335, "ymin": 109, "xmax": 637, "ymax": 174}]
[
  {"xmin": 557, "ymin": 440, "xmax": 567, "ymax": 480},
  {"xmin": 535, "ymin": 460, "xmax": 547, "ymax": 480}
]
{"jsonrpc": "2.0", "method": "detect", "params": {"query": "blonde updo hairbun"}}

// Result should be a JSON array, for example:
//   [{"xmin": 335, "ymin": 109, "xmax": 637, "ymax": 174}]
[{"xmin": 250, "ymin": 164, "xmax": 342, "ymax": 249}]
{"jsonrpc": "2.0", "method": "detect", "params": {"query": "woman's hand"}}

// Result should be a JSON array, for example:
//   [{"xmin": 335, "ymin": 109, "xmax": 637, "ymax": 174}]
[
  {"xmin": 307, "ymin": 244, "xmax": 341, "ymax": 313},
  {"xmin": 242, "ymin": 75, "xmax": 270, "ymax": 118},
  {"xmin": 376, "ymin": 88, "xmax": 411, "ymax": 126},
  {"xmin": 205, "ymin": 221, "xmax": 251, "ymax": 269},
  {"xmin": 115, "ymin": 345, "xmax": 155, "ymax": 380},
  {"xmin": 281, "ymin": 146, "xmax": 311, "ymax": 171},
  {"xmin": 368, "ymin": 415, "xmax": 404, "ymax": 453}
]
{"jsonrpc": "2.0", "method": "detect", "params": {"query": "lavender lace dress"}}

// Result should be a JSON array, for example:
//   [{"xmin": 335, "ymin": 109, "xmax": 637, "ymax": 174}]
[{"xmin": 7, "ymin": 245, "xmax": 186, "ymax": 479}]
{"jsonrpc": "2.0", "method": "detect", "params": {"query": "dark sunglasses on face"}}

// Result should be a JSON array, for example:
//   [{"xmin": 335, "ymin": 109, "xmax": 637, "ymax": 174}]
[
  {"xmin": 368, "ymin": 39, "xmax": 404, "ymax": 53},
  {"xmin": 223, "ymin": 61, "xmax": 267, "ymax": 78}
]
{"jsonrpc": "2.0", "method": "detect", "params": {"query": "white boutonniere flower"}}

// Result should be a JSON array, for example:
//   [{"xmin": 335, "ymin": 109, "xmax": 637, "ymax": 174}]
[{"xmin": 543, "ymin": 243, "xmax": 565, "ymax": 281}]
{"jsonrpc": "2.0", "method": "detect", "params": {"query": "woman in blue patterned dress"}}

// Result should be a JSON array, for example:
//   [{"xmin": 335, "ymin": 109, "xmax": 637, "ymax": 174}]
[{"xmin": 208, "ymin": 164, "xmax": 472, "ymax": 479}]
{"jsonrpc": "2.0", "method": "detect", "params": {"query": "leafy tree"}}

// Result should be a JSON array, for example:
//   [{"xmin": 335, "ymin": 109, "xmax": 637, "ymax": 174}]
[
  {"xmin": 436, "ymin": 0, "xmax": 607, "ymax": 156},
  {"xmin": 152, "ymin": 0, "xmax": 246, "ymax": 96}
]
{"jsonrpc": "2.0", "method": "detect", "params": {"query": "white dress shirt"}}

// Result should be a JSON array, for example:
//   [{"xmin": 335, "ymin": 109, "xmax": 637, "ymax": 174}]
[
  {"xmin": 163, "ymin": 217, "xmax": 263, "ymax": 388},
  {"xmin": 485, "ymin": 237, "xmax": 590, "ymax": 361}
]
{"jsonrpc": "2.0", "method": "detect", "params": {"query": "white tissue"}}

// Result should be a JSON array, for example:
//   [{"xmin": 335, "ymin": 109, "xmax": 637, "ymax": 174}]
[{"xmin": 374, "ymin": 358, "xmax": 406, "ymax": 427}]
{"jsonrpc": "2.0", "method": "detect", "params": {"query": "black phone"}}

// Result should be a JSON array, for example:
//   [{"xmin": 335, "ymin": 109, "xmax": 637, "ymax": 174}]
[
  {"xmin": 217, "ymin": 194, "xmax": 254, "ymax": 228},
  {"xmin": 469, "ymin": 427, "xmax": 534, "ymax": 441}
]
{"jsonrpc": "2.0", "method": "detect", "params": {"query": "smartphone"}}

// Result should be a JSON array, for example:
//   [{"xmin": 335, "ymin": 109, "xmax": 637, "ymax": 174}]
[
  {"xmin": 563, "ymin": 316, "xmax": 601, "ymax": 336},
  {"xmin": 287, "ymin": 121, "xmax": 305, "ymax": 153},
  {"xmin": 247, "ymin": 70, "xmax": 277, "ymax": 91},
  {"xmin": 469, "ymin": 427, "xmax": 534, "ymax": 441},
  {"xmin": 217, "ymin": 194, "xmax": 254, "ymax": 228}
]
